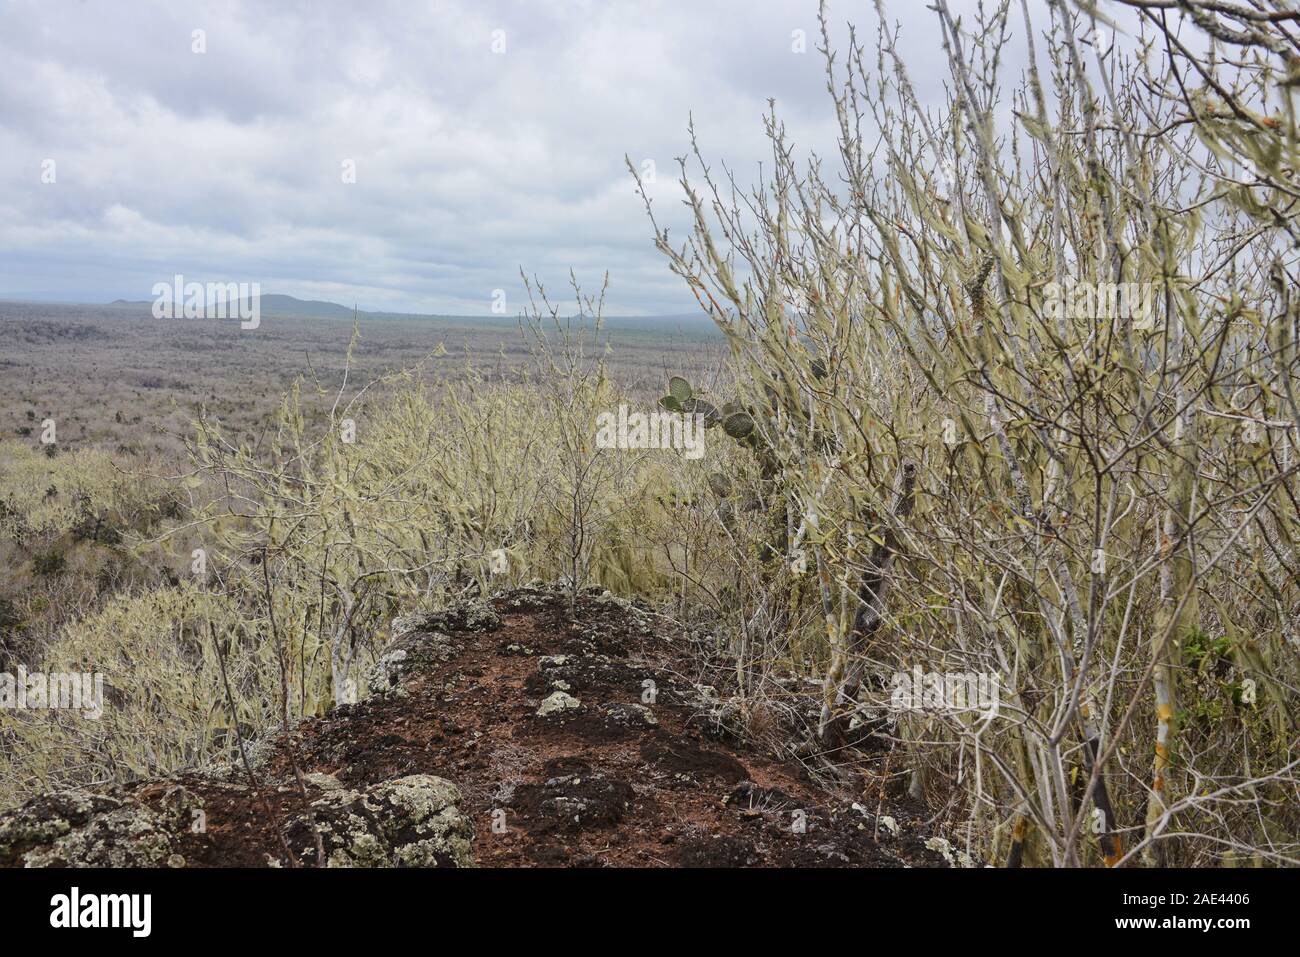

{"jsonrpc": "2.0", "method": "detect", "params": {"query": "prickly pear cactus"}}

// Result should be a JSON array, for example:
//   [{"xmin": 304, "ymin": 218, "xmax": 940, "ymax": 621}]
[{"xmin": 662, "ymin": 376, "xmax": 787, "ymax": 564}]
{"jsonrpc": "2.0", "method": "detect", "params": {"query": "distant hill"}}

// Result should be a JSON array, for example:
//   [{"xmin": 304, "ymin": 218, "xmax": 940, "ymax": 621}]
[{"xmin": 107, "ymin": 293, "xmax": 368, "ymax": 320}]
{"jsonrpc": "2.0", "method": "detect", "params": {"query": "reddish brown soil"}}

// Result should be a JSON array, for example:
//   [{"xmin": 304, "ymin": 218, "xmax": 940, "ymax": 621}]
[{"xmin": 122, "ymin": 588, "xmax": 949, "ymax": 867}]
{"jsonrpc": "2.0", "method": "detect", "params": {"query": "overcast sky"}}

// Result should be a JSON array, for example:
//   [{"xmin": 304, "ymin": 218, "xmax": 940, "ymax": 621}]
[{"xmin": 0, "ymin": 0, "xmax": 1091, "ymax": 315}]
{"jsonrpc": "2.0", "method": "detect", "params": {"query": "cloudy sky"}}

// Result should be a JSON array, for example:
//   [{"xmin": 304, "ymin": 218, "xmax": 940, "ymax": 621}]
[{"xmin": 0, "ymin": 0, "xmax": 1077, "ymax": 315}]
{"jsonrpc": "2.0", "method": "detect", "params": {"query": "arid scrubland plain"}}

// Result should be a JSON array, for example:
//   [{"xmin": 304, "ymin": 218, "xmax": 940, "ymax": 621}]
[
  {"xmin": 1, "ymin": 0, "xmax": 1299, "ymax": 883},
  {"xmin": 0, "ymin": 300, "xmax": 720, "ymax": 457}
]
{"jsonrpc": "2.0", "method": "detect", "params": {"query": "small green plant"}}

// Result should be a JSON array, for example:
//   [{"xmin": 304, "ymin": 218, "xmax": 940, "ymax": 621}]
[{"xmin": 1182, "ymin": 627, "xmax": 1231, "ymax": 673}]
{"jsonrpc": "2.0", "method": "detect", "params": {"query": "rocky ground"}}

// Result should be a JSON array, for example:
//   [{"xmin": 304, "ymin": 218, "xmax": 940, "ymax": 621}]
[{"xmin": 0, "ymin": 585, "xmax": 958, "ymax": 867}]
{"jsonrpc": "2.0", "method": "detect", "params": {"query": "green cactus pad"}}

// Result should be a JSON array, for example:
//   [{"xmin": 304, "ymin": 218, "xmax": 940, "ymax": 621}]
[
  {"xmin": 668, "ymin": 376, "xmax": 693, "ymax": 403},
  {"xmin": 723, "ymin": 411, "xmax": 755, "ymax": 439}
]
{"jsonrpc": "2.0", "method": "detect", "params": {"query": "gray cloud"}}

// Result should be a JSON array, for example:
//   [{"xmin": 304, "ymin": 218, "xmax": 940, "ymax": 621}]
[{"xmin": 0, "ymin": 0, "xmax": 1092, "ymax": 314}]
